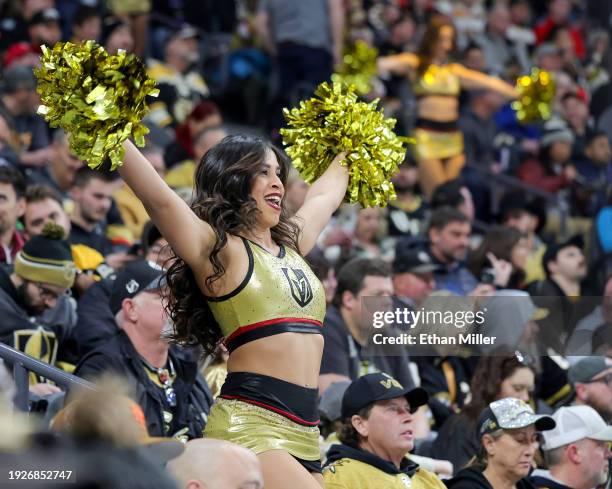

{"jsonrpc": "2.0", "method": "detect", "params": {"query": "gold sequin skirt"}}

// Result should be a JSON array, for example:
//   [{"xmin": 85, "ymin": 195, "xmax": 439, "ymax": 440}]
[
  {"xmin": 414, "ymin": 128, "xmax": 464, "ymax": 160},
  {"xmin": 204, "ymin": 397, "xmax": 321, "ymax": 461}
]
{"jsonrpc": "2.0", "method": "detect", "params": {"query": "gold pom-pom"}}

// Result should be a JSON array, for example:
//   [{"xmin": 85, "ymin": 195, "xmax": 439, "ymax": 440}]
[
  {"xmin": 281, "ymin": 82, "xmax": 408, "ymax": 208},
  {"xmin": 331, "ymin": 40, "xmax": 378, "ymax": 95},
  {"xmin": 512, "ymin": 68, "xmax": 555, "ymax": 123},
  {"xmin": 34, "ymin": 41, "xmax": 159, "ymax": 170},
  {"xmin": 41, "ymin": 221, "xmax": 66, "ymax": 240}
]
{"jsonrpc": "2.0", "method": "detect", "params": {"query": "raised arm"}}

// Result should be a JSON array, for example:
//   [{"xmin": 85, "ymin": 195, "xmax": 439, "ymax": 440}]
[
  {"xmin": 293, "ymin": 153, "xmax": 348, "ymax": 255},
  {"xmin": 450, "ymin": 63, "xmax": 518, "ymax": 98},
  {"xmin": 119, "ymin": 140, "xmax": 216, "ymax": 268},
  {"xmin": 377, "ymin": 52, "xmax": 419, "ymax": 77}
]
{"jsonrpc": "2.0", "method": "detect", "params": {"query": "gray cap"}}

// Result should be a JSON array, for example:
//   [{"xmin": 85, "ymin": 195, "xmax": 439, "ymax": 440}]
[
  {"xmin": 568, "ymin": 356, "xmax": 612, "ymax": 384},
  {"xmin": 542, "ymin": 405, "xmax": 612, "ymax": 450},
  {"xmin": 477, "ymin": 398, "xmax": 555, "ymax": 437},
  {"xmin": 1, "ymin": 66, "xmax": 36, "ymax": 94},
  {"xmin": 540, "ymin": 117, "xmax": 574, "ymax": 148}
]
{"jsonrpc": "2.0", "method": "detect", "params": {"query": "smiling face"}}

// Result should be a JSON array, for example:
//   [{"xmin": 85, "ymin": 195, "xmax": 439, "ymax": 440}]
[{"xmin": 250, "ymin": 150, "xmax": 285, "ymax": 229}]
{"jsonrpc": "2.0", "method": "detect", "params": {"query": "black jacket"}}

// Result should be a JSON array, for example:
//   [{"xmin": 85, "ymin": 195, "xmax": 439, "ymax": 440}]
[
  {"xmin": 445, "ymin": 465, "xmax": 537, "ymax": 489},
  {"xmin": 74, "ymin": 330, "xmax": 213, "ymax": 439},
  {"xmin": 72, "ymin": 277, "xmax": 117, "ymax": 358},
  {"xmin": 431, "ymin": 412, "xmax": 480, "ymax": 474}
]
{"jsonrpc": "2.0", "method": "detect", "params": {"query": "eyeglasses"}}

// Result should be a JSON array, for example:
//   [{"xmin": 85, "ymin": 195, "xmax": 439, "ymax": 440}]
[
  {"xmin": 584, "ymin": 373, "xmax": 612, "ymax": 387},
  {"xmin": 505, "ymin": 431, "xmax": 544, "ymax": 446}
]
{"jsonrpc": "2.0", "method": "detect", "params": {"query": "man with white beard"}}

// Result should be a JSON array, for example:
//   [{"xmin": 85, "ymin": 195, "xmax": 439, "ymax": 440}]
[{"xmin": 530, "ymin": 405, "xmax": 612, "ymax": 489}]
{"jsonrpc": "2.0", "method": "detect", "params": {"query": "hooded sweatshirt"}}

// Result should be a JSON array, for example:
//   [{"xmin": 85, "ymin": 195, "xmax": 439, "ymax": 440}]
[
  {"xmin": 323, "ymin": 443, "xmax": 445, "ymax": 489},
  {"xmin": 445, "ymin": 465, "xmax": 537, "ymax": 489}
]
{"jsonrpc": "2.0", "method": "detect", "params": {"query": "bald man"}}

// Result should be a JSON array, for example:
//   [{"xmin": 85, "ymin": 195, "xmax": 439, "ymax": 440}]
[{"xmin": 167, "ymin": 439, "xmax": 263, "ymax": 489}]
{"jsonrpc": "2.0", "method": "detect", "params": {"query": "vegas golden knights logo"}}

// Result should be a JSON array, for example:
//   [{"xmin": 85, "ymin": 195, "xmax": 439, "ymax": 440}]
[{"xmin": 282, "ymin": 268, "xmax": 313, "ymax": 307}]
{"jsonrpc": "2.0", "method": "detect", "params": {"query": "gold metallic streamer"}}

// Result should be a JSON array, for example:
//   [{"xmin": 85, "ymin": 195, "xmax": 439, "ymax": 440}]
[
  {"xmin": 34, "ymin": 41, "xmax": 159, "ymax": 170},
  {"xmin": 512, "ymin": 68, "xmax": 555, "ymax": 123},
  {"xmin": 331, "ymin": 40, "xmax": 378, "ymax": 95},
  {"xmin": 281, "ymin": 82, "xmax": 408, "ymax": 208}
]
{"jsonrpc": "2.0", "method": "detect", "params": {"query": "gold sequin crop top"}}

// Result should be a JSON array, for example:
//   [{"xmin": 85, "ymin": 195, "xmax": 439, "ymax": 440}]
[
  {"xmin": 207, "ymin": 238, "xmax": 326, "ymax": 353},
  {"xmin": 413, "ymin": 64, "xmax": 460, "ymax": 98}
]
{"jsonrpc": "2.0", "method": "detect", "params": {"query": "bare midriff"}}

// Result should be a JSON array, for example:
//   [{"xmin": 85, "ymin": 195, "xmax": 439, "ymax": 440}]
[
  {"xmin": 227, "ymin": 332, "xmax": 324, "ymax": 389},
  {"xmin": 418, "ymin": 95, "xmax": 459, "ymax": 122}
]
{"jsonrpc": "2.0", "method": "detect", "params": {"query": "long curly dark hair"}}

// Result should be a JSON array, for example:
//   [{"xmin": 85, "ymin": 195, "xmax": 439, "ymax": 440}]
[{"xmin": 165, "ymin": 134, "xmax": 301, "ymax": 354}]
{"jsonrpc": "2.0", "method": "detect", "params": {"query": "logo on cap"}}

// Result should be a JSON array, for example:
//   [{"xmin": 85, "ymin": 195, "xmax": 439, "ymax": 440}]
[
  {"xmin": 126, "ymin": 279, "xmax": 139, "ymax": 294},
  {"xmin": 380, "ymin": 378, "xmax": 403, "ymax": 389}
]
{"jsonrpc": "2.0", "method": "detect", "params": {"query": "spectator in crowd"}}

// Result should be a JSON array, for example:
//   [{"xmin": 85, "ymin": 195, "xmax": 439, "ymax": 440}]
[
  {"xmin": 386, "ymin": 159, "xmax": 427, "ymax": 237},
  {"xmin": 323, "ymin": 373, "xmax": 443, "ymax": 489},
  {"xmin": 566, "ymin": 274, "xmax": 612, "ymax": 356},
  {"xmin": 534, "ymin": 0, "xmax": 585, "ymax": 60},
  {"xmin": 573, "ymin": 131, "xmax": 612, "ymax": 216},
  {"xmin": 469, "ymin": 227, "xmax": 528, "ymax": 289},
  {"xmin": 72, "ymin": 221, "xmax": 171, "ymax": 358},
  {"xmin": 0, "ymin": 222, "xmax": 75, "ymax": 377},
  {"xmin": 102, "ymin": 17, "xmax": 134, "ymax": 55},
  {"xmin": 568, "ymin": 357, "xmax": 612, "ymax": 422},
  {"xmin": 146, "ymin": 27, "xmax": 209, "ymax": 129},
  {"xmin": 163, "ymin": 101, "xmax": 223, "ymax": 169},
  {"xmin": 69, "ymin": 167, "xmax": 132, "ymax": 269},
  {"xmin": 255, "ymin": 0, "xmax": 344, "ymax": 130},
  {"xmin": 23, "ymin": 184, "xmax": 110, "ymax": 297},
  {"xmin": 529, "ymin": 235, "xmax": 591, "ymax": 350},
  {"xmin": 283, "ymin": 168, "xmax": 309, "ymax": 217},
  {"xmin": 518, "ymin": 117, "xmax": 577, "ymax": 194},
  {"xmin": 445, "ymin": 398, "xmax": 555, "ymax": 489},
  {"xmin": 3, "ymin": 41, "xmax": 40, "ymax": 69},
  {"xmin": 348, "ymin": 207, "xmax": 392, "ymax": 260},
  {"xmin": 70, "ymin": 6, "xmax": 102, "ymax": 44},
  {"xmin": 392, "ymin": 248, "xmax": 439, "ymax": 311},
  {"xmin": 27, "ymin": 7, "xmax": 62, "ymax": 51},
  {"xmin": 432, "ymin": 354, "xmax": 536, "ymax": 473},
  {"xmin": 474, "ymin": 5, "xmax": 530, "ymax": 74},
  {"xmin": 531, "ymin": 405, "xmax": 612, "ymax": 489},
  {"xmin": 425, "ymin": 207, "xmax": 483, "ymax": 296},
  {"xmin": 114, "ymin": 145, "xmax": 165, "ymax": 240},
  {"xmin": 29, "ymin": 129, "xmax": 83, "ymax": 199},
  {"xmin": 164, "ymin": 125, "xmax": 228, "ymax": 194},
  {"xmin": 168, "ymin": 439, "xmax": 264, "ymax": 489},
  {"xmin": 0, "ymin": 166, "xmax": 25, "ymax": 264},
  {"xmin": 0, "ymin": 108, "xmax": 21, "ymax": 167},
  {"xmin": 75, "ymin": 260, "xmax": 213, "ymax": 439},
  {"xmin": 561, "ymin": 92, "xmax": 592, "ymax": 161},
  {"xmin": 319, "ymin": 258, "xmax": 416, "ymax": 395},
  {"xmin": 430, "ymin": 180, "xmax": 475, "ymax": 223},
  {"xmin": 0, "ymin": 66, "xmax": 52, "ymax": 168}
]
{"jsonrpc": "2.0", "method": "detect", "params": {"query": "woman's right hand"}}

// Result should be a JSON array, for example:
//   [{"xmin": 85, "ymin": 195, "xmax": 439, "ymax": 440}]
[{"xmin": 487, "ymin": 252, "xmax": 513, "ymax": 288}]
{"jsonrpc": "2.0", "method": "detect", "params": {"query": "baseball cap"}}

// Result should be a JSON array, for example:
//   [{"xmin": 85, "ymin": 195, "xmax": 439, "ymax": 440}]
[
  {"xmin": 393, "ymin": 249, "xmax": 440, "ymax": 274},
  {"xmin": 477, "ymin": 398, "xmax": 556, "ymax": 438},
  {"xmin": 542, "ymin": 406, "xmax": 612, "ymax": 450},
  {"xmin": 341, "ymin": 373, "xmax": 428, "ymax": 419},
  {"xmin": 172, "ymin": 25, "xmax": 199, "ymax": 41},
  {"xmin": 109, "ymin": 260, "xmax": 166, "ymax": 315},
  {"xmin": 568, "ymin": 356, "xmax": 612, "ymax": 385},
  {"xmin": 1, "ymin": 66, "xmax": 36, "ymax": 94},
  {"xmin": 542, "ymin": 235, "xmax": 583, "ymax": 275},
  {"xmin": 29, "ymin": 8, "xmax": 61, "ymax": 27}
]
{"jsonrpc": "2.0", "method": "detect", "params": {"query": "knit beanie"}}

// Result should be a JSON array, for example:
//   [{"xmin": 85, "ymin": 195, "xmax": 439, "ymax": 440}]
[{"xmin": 15, "ymin": 222, "xmax": 76, "ymax": 289}]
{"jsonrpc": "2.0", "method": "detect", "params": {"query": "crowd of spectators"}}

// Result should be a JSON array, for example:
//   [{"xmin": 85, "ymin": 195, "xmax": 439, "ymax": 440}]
[{"xmin": 0, "ymin": 0, "xmax": 611, "ymax": 487}]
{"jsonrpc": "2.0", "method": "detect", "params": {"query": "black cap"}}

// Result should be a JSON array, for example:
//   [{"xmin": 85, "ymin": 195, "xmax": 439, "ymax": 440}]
[
  {"xmin": 393, "ymin": 248, "xmax": 440, "ymax": 274},
  {"xmin": 542, "ymin": 235, "xmax": 583, "ymax": 275},
  {"xmin": 1, "ymin": 66, "xmax": 36, "ymax": 94},
  {"xmin": 29, "ymin": 8, "xmax": 61, "ymax": 27},
  {"xmin": 110, "ymin": 260, "xmax": 166, "ymax": 315},
  {"xmin": 341, "ymin": 373, "xmax": 428, "ymax": 419},
  {"xmin": 171, "ymin": 25, "xmax": 199, "ymax": 41},
  {"xmin": 101, "ymin": 16, "xmax": 128, "ymax": 45}
]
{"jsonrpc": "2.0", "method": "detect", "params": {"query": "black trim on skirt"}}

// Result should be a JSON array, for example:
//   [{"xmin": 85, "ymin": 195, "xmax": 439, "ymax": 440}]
[
  {"xmin": 415, "ymin": 117, "xmax": 459, "ymax": 132},
  {"xmin": 219, "ymin": 372, "xmax": 322, "ymax": 473}
]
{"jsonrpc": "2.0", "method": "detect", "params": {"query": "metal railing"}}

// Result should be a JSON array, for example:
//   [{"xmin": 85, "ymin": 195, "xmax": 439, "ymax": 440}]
[{"xmin": 0, "ymin": 343, "xmax": 95, "ymax": 412}]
